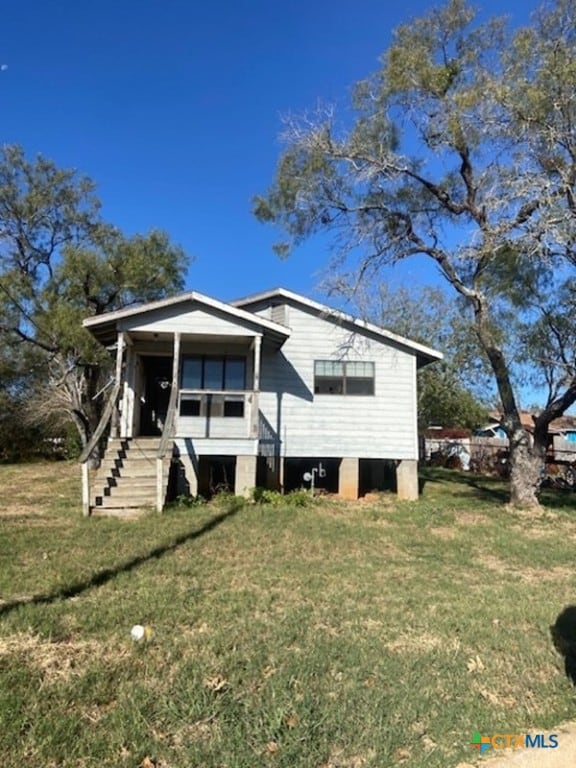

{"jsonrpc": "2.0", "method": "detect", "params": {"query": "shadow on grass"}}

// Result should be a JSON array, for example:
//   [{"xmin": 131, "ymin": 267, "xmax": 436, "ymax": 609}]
[
  {"xmin": 537, "ymin": 486, "xmax": 576, "ymax": 511},
  {"xmin": 0, "ymin": 505, "xmax": 239, "ymax": 619},
  {"xmin": 421, "ymin": 467, "xmax": 509, "ymax": 504},
  {"xmin": 422, "ymin": 467, "xmax": 576, "ymax": 510},
  {"xmin": 551, "ymin": 605, "xmax": 576, "ymax": 686}
]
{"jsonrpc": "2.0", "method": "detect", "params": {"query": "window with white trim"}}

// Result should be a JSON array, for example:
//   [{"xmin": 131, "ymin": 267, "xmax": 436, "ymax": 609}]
[
  {"xmin": 180, "ymin": 356, "xmax": 247, "ymax": 417},
  {"xmin": 181, "ymin": 356, "xmax": 246, "ymax": 390},
  {"xmin": 314, "ymin": 360, "xmax": 375, "ymax": 395}
]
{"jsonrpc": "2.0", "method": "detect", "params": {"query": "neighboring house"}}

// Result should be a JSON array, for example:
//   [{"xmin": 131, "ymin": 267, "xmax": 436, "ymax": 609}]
[
  {"xmin": 423, "ymin": 428, "xmax": 473, "ymax": 470},
  {"xmin": 474, "ymin": 424, "xmax": 507, "ymax": 440},
  {"xmin": 80, "ymin": 287, "xmax": 442, "ymax": 515},
  {"xmin": 473, "ymin": 412, "xmax": 576, "ymax": 467}
]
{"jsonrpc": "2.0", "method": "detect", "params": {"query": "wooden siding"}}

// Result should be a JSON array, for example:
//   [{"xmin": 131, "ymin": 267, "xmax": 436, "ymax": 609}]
[
  {"xmin": 122, "ymin": 298, "xmax": 421, "ymax": 461},
  {"xmin": 120, "ymin": 305, "xmax": 261, "ymax": 337},
  {"xmin": 177, "ymin": 408, "xmax": 251, "ymax": 439},
  {"xmin": 254, "ymin": 303, "xmax": 418, "ymax": 460},
  {"xmin": 174, "ymin": 437, "xmax": 257, "ymax": 457}
]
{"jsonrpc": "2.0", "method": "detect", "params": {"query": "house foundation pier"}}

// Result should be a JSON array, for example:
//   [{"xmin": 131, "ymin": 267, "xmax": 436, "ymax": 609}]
[
  {"xmin": 338, "ymin": 457, "xmax": 359, "ymax": 500},
  {"xmin": 235, "ymin": 455, "xmax": 257, "ymax": 497},
  {"xmin": 396, "ymin": 459, "xmax": 419, "ymax": 500}
]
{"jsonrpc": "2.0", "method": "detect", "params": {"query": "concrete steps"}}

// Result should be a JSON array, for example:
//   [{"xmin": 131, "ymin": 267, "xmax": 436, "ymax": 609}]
[{"xmin": 91, "ymin": 437, "xmax": 173, "ymax": 515}]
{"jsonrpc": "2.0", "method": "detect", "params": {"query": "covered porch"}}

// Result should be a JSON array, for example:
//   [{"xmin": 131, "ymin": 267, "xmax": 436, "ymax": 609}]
[
  {"xmin": 118, "ymin": 329, "xmax": 267, "ymax": 443},
  {"xmin": 80, "ymin": 292, "xmax": 290, "ymax": 515}
]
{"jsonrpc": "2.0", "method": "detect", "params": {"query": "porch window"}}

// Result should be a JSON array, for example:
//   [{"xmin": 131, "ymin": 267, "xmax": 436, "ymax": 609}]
[
  {"xmin": 181, "ymin": 356, "xmax": 246, "ymax": 391},
  {"xmin": 179, "ymin": 393, "xmax": 245, "ymax": 418},
  {"xmin": 180, "ymin": 395, "xmax": 201, "ymax": 417},
  {"xmin": 314, "ymin": 360, "xmax": 375, "ymax": 395},
  {"xmin": 180, "ymin": 356, "xmax": 247, "ymax": 419}
]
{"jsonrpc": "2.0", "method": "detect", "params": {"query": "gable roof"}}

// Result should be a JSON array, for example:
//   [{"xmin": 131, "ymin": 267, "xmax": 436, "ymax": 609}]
[
  {"xmin": 83, "ymin": 290, "xmax": 291, "ymax": 347},
  {"xmin": 232, "ymin": 287, "xmax": 443, "ymax": 368}
]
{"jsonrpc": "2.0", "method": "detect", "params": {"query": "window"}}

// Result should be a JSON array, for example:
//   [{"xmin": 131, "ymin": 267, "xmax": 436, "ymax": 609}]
[
  {"xmin": 223, "ymin": 395, "xmax": 244, "ymax": 417},
  {"xmin": 314, "ymin": 360, "xmax": 374, "ymax": 395},
  {"xmin": 179, "ymin": 395, "xmax": 201, "ymax": 417},
  {"xmin": 181, "ymin": 356, "xmax": 246, "ymax": 391},
  {"xmin": 179, "ymin": 393, "xmax": 245, "ymax": 418},
  {"xmin": 180, "ymin": 357, "xmax": 247, "ymax": 418}
]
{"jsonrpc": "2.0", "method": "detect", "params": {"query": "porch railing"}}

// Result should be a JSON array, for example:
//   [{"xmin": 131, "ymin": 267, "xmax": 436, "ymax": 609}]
[{"xmin": 178, "ymin": 390, "xmax": 256, "ymax": 438}]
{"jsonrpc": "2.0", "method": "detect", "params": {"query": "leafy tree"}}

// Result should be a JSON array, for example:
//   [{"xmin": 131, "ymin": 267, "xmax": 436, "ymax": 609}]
[
  {"xmin": 342, "ymin": 283, "xmax": 489, "ymax": 429},
  {"xmin": 255, "ymin": 0, "xmax": 576, "ymax": 507},
  {"xmin": 0, "ymin": 145, "xmax": 189, "ymax": 455}
]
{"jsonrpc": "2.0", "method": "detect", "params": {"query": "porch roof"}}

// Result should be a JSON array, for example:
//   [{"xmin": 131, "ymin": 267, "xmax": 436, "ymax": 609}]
[{"xmin": 83, "ymin": 291, "xmax": 291, "ymax": 348}]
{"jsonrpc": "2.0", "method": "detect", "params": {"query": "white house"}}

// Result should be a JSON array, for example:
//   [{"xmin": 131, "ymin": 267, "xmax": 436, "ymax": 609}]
[{"xmin": 80, "ymin": 288, "xmax": 442, "ymax": 515}]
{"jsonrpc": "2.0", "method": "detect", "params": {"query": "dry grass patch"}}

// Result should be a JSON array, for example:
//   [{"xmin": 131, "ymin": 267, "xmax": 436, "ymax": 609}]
[
  {"xmin": 320, "ymin": 746, "xmax": 377, "ymax": 768},
  {"xmin": 429, "ymin": 525, "xmax": 459, "ymax": 539},
  {"xmin": 0, "ymin": 632, "xmax": 125, "ymax": 683},
  {"xmin": 453, "ymin": 511, "xmax": 490, "ymax": 525},
  {"xmin": 385, "ymin": 632, "xmax": 460, "ymax": 654},
  {"xmin": 476, "ymin": 553, "xmax": 574, "ymax": 583}
]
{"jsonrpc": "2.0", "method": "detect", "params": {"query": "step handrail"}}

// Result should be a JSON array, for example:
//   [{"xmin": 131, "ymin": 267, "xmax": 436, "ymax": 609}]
[
  {"xmin": 155, "ymin": 383, "xmax": 179, "ymax": 511},
  {"xmin": 79, "ymin": 381, "xmax": 121, "ymax": 464},
  {"xmin": 79, "ymin": 380, "xmax": 121, "ymax": 516},
  {"xmin": 157, "ymin": 383, "xmax": 178, "ymax": 461}
]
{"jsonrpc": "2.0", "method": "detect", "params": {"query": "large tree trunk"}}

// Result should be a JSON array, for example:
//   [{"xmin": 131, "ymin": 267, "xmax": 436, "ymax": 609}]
[
  {"xmin": 470, "ymin": 293, "xmax": 546, "ymax": 507},
  {"xmin": 508, "ymin": 427, "xmax": 544, "ymax": 508}
]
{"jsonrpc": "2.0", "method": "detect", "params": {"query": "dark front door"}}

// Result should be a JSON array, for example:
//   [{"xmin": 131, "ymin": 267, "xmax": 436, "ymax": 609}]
[{"xmin": 140, "ymin": 356, "xmax": 173, "ymax": 436}]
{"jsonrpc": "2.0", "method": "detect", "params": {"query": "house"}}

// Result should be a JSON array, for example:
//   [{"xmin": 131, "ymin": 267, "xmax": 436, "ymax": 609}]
[{"xmin": 80, "ymin": 287, "xmax": 442, "ymax": 515}]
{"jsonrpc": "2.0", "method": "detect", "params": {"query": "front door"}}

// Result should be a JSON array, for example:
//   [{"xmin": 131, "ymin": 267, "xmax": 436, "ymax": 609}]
[{"xmin": 140, "ymin": 356, "xmax": 173, "ymax": 436}]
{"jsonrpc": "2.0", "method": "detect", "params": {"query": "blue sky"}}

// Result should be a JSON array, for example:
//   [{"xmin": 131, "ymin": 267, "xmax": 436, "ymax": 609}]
[{"xmin": 2, "ymin": 0, "xmax": 539, "ymax": 305}]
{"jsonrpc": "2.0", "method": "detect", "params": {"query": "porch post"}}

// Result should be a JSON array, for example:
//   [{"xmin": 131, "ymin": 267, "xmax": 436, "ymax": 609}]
[
  {"xmin": 121, "ymin": 340, "xmax": 135, "ymax": 438},
  {"xmin": 171, "ymin": 332, "xmax": 181, "ymax": 389},
  {"xmin": 156, "ymin": 332, "xmax": 181, "ymax": 513},
  {"xmin": 111, "ymin": 331, "xmax": 125, "ymax": 438},
  {"xmin": 81, "ymin": 462, "xmax": 90, "ymax": 516},
  {"xmin": 251, "ymin": 334, "xmax": 262, "ymax": 439}
]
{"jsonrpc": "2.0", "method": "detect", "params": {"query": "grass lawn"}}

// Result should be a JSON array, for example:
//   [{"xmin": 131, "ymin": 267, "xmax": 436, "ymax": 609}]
[{"xmin": 0, "ymin": 462, "xmax": 575, "ymax": 767}]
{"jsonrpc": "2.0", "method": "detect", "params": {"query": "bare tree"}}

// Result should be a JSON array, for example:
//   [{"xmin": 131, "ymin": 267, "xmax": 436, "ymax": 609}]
[{"xmin": 255, "ymin": 0, "xmax": 576, "ymax": 507}]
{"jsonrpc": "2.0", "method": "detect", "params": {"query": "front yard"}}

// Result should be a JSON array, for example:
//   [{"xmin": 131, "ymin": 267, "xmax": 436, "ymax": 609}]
[{"xmin": 0, "ymin": 462, "xmax": 574, "ymax": 767}]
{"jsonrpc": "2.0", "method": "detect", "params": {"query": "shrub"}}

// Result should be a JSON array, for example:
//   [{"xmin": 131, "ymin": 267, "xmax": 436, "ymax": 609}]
[{"xmin": 252, "ymin": 487, "xmax": 313, "ymax": 507}]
